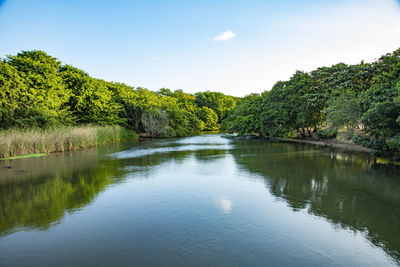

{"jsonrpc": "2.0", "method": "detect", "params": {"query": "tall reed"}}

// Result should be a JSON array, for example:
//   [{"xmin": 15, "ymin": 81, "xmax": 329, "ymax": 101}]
[{"xmin": 0, "ymin": 125, "xmax": 137, "ymax": 158}]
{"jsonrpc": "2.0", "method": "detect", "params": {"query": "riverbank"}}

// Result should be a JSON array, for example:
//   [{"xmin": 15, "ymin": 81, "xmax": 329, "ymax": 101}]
[
  {"xmin": 0, "ymin": 125, "xmax": 138, "ymax": 159},
  {"xmin": 222, "ymin": 134, "xmax": 372, "ymax": 154},
  {"xmin": 277, "ymin": 138, "xmax": 372, "ymax": 153}
]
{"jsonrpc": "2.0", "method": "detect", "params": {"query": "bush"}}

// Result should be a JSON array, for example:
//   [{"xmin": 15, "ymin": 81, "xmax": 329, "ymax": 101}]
[
  {"xmin": 141, "ymin": 109, "xmax": 170, "ymax": 137},
  {"xmin": 386, "ymin": 135, "xmax": 400, "ymax": 150},
  {"xmin": 318, "ymin": 128, "xmax": 338, "ymax": 139},
  {"xmin": 352, "ymin": 135, "xmax": 400, "ymax": 160}
]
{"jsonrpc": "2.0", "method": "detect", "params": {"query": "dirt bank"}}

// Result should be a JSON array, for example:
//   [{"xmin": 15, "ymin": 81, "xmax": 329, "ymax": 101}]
[{"xmin": 278, "ymin": 138, "xmax": 372, "ymax": 153}]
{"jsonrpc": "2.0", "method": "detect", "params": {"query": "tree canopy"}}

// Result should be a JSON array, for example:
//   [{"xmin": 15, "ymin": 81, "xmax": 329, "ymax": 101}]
[
  {"xmin": 0, "ymin": 50, "xmax": 236, "ymax": 137},
  {"xmin": 2, "ymin": 48, "xmax": 400, "ymax": 158},
  {"xmin": 223, "ymin": 48, "xmax": 400, "ymax": 158}
]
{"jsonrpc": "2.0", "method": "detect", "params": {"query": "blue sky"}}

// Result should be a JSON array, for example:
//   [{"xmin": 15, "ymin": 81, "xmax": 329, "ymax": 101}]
[{"xmin": 1, "ymin": 0, "xmax": 400, "ymax": 96}]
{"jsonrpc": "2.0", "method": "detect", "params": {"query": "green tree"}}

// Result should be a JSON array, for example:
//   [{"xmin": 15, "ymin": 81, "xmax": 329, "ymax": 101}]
[
  {"xmin": 4, "ymin": 50, "xmax": 71, "ymax": 127},
  {"xmin": 223, "ymin": 93, "xmax": 263, "ymax": 135},
  {"xmin": 354, "ymin": 49, "xmax": 400, "ymax": 157},
  {"xmin": 0, "ymin": 61, "xmax": 29, "ymax": 128},
  {"xmin": 261, "ymin": 71, "xmax": 321, "ymax": 137},
  {"xmin": 60, "ymin": 65, "xmax": 123, "ymax": 125},
  {"xmin": 166, "ymin": 107, "xmax": 204, "ymax": 136},
  {"xmin": 323, "ymin": 91, "xmax": 360, "ymax": 138},
  {"xmin": 195, "ymin": 91, "xmax": 235, "ymax": 122},
  {"xmin": 196, "ymin": 106, "xmax": 219, "ymax": 131}
]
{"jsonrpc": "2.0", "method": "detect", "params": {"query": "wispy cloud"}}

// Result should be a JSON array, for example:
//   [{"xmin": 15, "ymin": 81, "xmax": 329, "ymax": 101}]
[{"xmin": 214, "ymin": 30, "xmax": 236, "ymax": 41}]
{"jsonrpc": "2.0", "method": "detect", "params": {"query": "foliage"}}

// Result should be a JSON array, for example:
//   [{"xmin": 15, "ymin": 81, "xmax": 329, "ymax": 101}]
[
  {"xmin": 223, "ymin": 93, "xmax": 263, "ymax": 135},
  {"xmin": 141, "ymin": 109, "xmax": 170, "ymax": 137},
  {"xmin": 60, "ymin": 65, "xmax": 124, "ymax": 125},
  {"xmin": 196, "ymin": 106, "xmax": 219, "ymax": 131},
  {"xmin": 228, "ymin": 71, "xmax": 325, "ymax": 138},
  {"xmin": 323, "ymin": 91, "xmax": 360, "ymax": 137},
  {"xmin": 0, "ymin": 50, "xmax": 235, "ymax": 138},
  {"xmin": 3, "ymin": 48, "xmax": 400, "ymax": 158},
  {"xmin": 353, "ymin": 49, "xmax": 400, "ymax": 157},
  {"xmin": 166, "ymin": 107, "xmax": 204, "ymax": 137},
  {"xmin": 1, "ymin": 51, "xmax": 70, "ymax": 127},
  {"xmin": 195, "ymin": 91, "xmax": 236, "ymax": 122},
  {"xmin": 318, "ymin": 128, "xmax": 338, "ymax": 139},
  {"xmin": 260, "ymin": 71, "xmax": 323, "ymax": 137},
  {"xmin": 223, "ymin": 48, "xmax": 400, "ymax": 158}
]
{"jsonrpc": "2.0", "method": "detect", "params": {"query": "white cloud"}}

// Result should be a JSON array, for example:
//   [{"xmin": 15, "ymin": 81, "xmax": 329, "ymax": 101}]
[{"xmin": 214, "ymin": 30, "xmax": 236, "ymax": 41}]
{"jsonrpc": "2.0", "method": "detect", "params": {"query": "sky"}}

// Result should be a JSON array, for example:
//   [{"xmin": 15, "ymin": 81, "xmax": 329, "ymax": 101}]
[{"xmin": 1, "ymin": 0, "xmax": 400, "ymax": 96}]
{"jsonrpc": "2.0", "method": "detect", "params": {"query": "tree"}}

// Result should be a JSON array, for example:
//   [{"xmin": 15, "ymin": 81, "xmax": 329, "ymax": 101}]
[
  {"xmin": 197, "ymin": 106, "xmax": 219, "ymax": 131},
  {"xmin": 0, "ymin": 61, "xmax": 29, "ymax": 128},
  {"xmin": 60, "ymin": 65, "xmax": 124, "ymax": 125},
  {"xmin": 353, "ymin": 49, "xmax": 400, "ymax": 157},
  {"xmin": 4, "ymin": 50, "xmax": 71, "ymax": 127},
  {"xmin": 260, "ymin": 71, "xmax": 321, "ymax": 138},
  {"xmin": 223, "ymin": 94, "xmax": 263, "ymax": 135},
  {"xmin": 195, "ymin": 91, "xmax": 235, "ymax": 122},
  {"xmin": 323, "ymin": 91, "xmax": 360, "ymax": 137}
]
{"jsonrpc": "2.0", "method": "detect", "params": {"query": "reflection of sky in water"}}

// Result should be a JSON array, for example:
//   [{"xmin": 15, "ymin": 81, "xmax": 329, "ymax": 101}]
[
  {"xmin": 217, "ymin": 197, "xmax": 233, "ymax": 213},
  {"xmin": 175, "ymin": 135, "xmax": 231, "ymax": 145},
  {"xmin": 111, "ymin": 144, "xmax": 233, "ymax": 159},
  {"xmin": 110, "ymin": 135, "xmax": 232, "ymax": 159}
]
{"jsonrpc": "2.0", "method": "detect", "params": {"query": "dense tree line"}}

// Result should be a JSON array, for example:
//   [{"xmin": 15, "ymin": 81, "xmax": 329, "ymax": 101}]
[
  {"xmin": 223, "ymin": 48, "xmax": 400, "ymax": 158},
  {"xmin": 0, "ymin": 51, "xmax": 236, "ymax": 137},
  {"xmin": 2, "ymin": 49, "xmax": 400, "ymax": 157}
]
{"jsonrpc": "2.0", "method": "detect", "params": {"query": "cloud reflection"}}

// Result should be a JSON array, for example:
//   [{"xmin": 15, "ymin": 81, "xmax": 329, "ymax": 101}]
[{"xmin": 216, "ymin": 197, "xmax": 233, "ymax": 213}]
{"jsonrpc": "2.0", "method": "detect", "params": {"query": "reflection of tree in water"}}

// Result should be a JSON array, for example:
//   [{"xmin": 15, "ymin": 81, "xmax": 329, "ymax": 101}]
[
  {"xmin": 0, "ymin": 142, "xmax": 229, "ymax": 237},
  {"xmin": 194, "ymin": 149, "xmax": 227, "ymax": 162},
  {"xmin": 230, "ymin": 140, "xmax": 400, "ymax": 263},
  {"xmin": 0, "ymin": 150, "xmax": 125, "ymax": 236}
]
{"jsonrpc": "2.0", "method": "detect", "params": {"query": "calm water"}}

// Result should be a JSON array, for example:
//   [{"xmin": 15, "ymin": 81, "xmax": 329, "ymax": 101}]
[{"xmin": 0, "ymin": 134, "xmax": 399, "ymax": 266}]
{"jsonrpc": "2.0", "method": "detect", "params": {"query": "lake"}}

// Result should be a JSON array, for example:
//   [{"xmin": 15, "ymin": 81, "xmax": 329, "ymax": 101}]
[{"xmin": 0, "ymin": 134, "xmax": 399, "ymax": 266}]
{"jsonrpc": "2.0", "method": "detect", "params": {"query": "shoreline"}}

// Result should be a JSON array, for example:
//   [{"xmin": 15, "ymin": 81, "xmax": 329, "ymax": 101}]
[
  {"xmin": 222, "ymin": 134, "xmax": 373, "ymax": 154},
  {"xmin": 0, "ymin": 131, "xmax": 375, "ymax": 161},
  {"xmin": 277, "ymin": 138, "xmax": 372, "ymax": 154}
]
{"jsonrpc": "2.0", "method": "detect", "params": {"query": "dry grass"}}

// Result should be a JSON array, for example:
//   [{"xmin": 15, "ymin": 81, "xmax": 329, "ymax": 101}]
[{"xmin": 0, "ymin": 125, "xmax": 137, "ymax": 158}]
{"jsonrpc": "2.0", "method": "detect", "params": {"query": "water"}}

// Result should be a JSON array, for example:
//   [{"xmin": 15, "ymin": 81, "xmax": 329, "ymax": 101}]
[{"xmin": 0, "ymin": 134, "xmax": 399, "ymax": 266}]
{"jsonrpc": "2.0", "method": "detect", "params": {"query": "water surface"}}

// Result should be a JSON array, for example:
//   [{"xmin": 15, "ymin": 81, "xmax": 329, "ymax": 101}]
[{"xmin": 0, "ymin": 134, "xmax": 399, "ymax": 266}]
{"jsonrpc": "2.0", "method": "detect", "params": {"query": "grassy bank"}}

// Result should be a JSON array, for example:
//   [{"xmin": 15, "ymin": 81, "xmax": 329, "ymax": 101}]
[{"xmin": 0, "ymin": 125, "xmax": 138, "ymax": 158}]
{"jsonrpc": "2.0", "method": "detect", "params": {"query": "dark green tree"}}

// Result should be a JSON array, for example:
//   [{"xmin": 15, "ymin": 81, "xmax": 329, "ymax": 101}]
[{"xmin": 223, "ymin": 93, "xmax": 263, "ymax": 135}]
